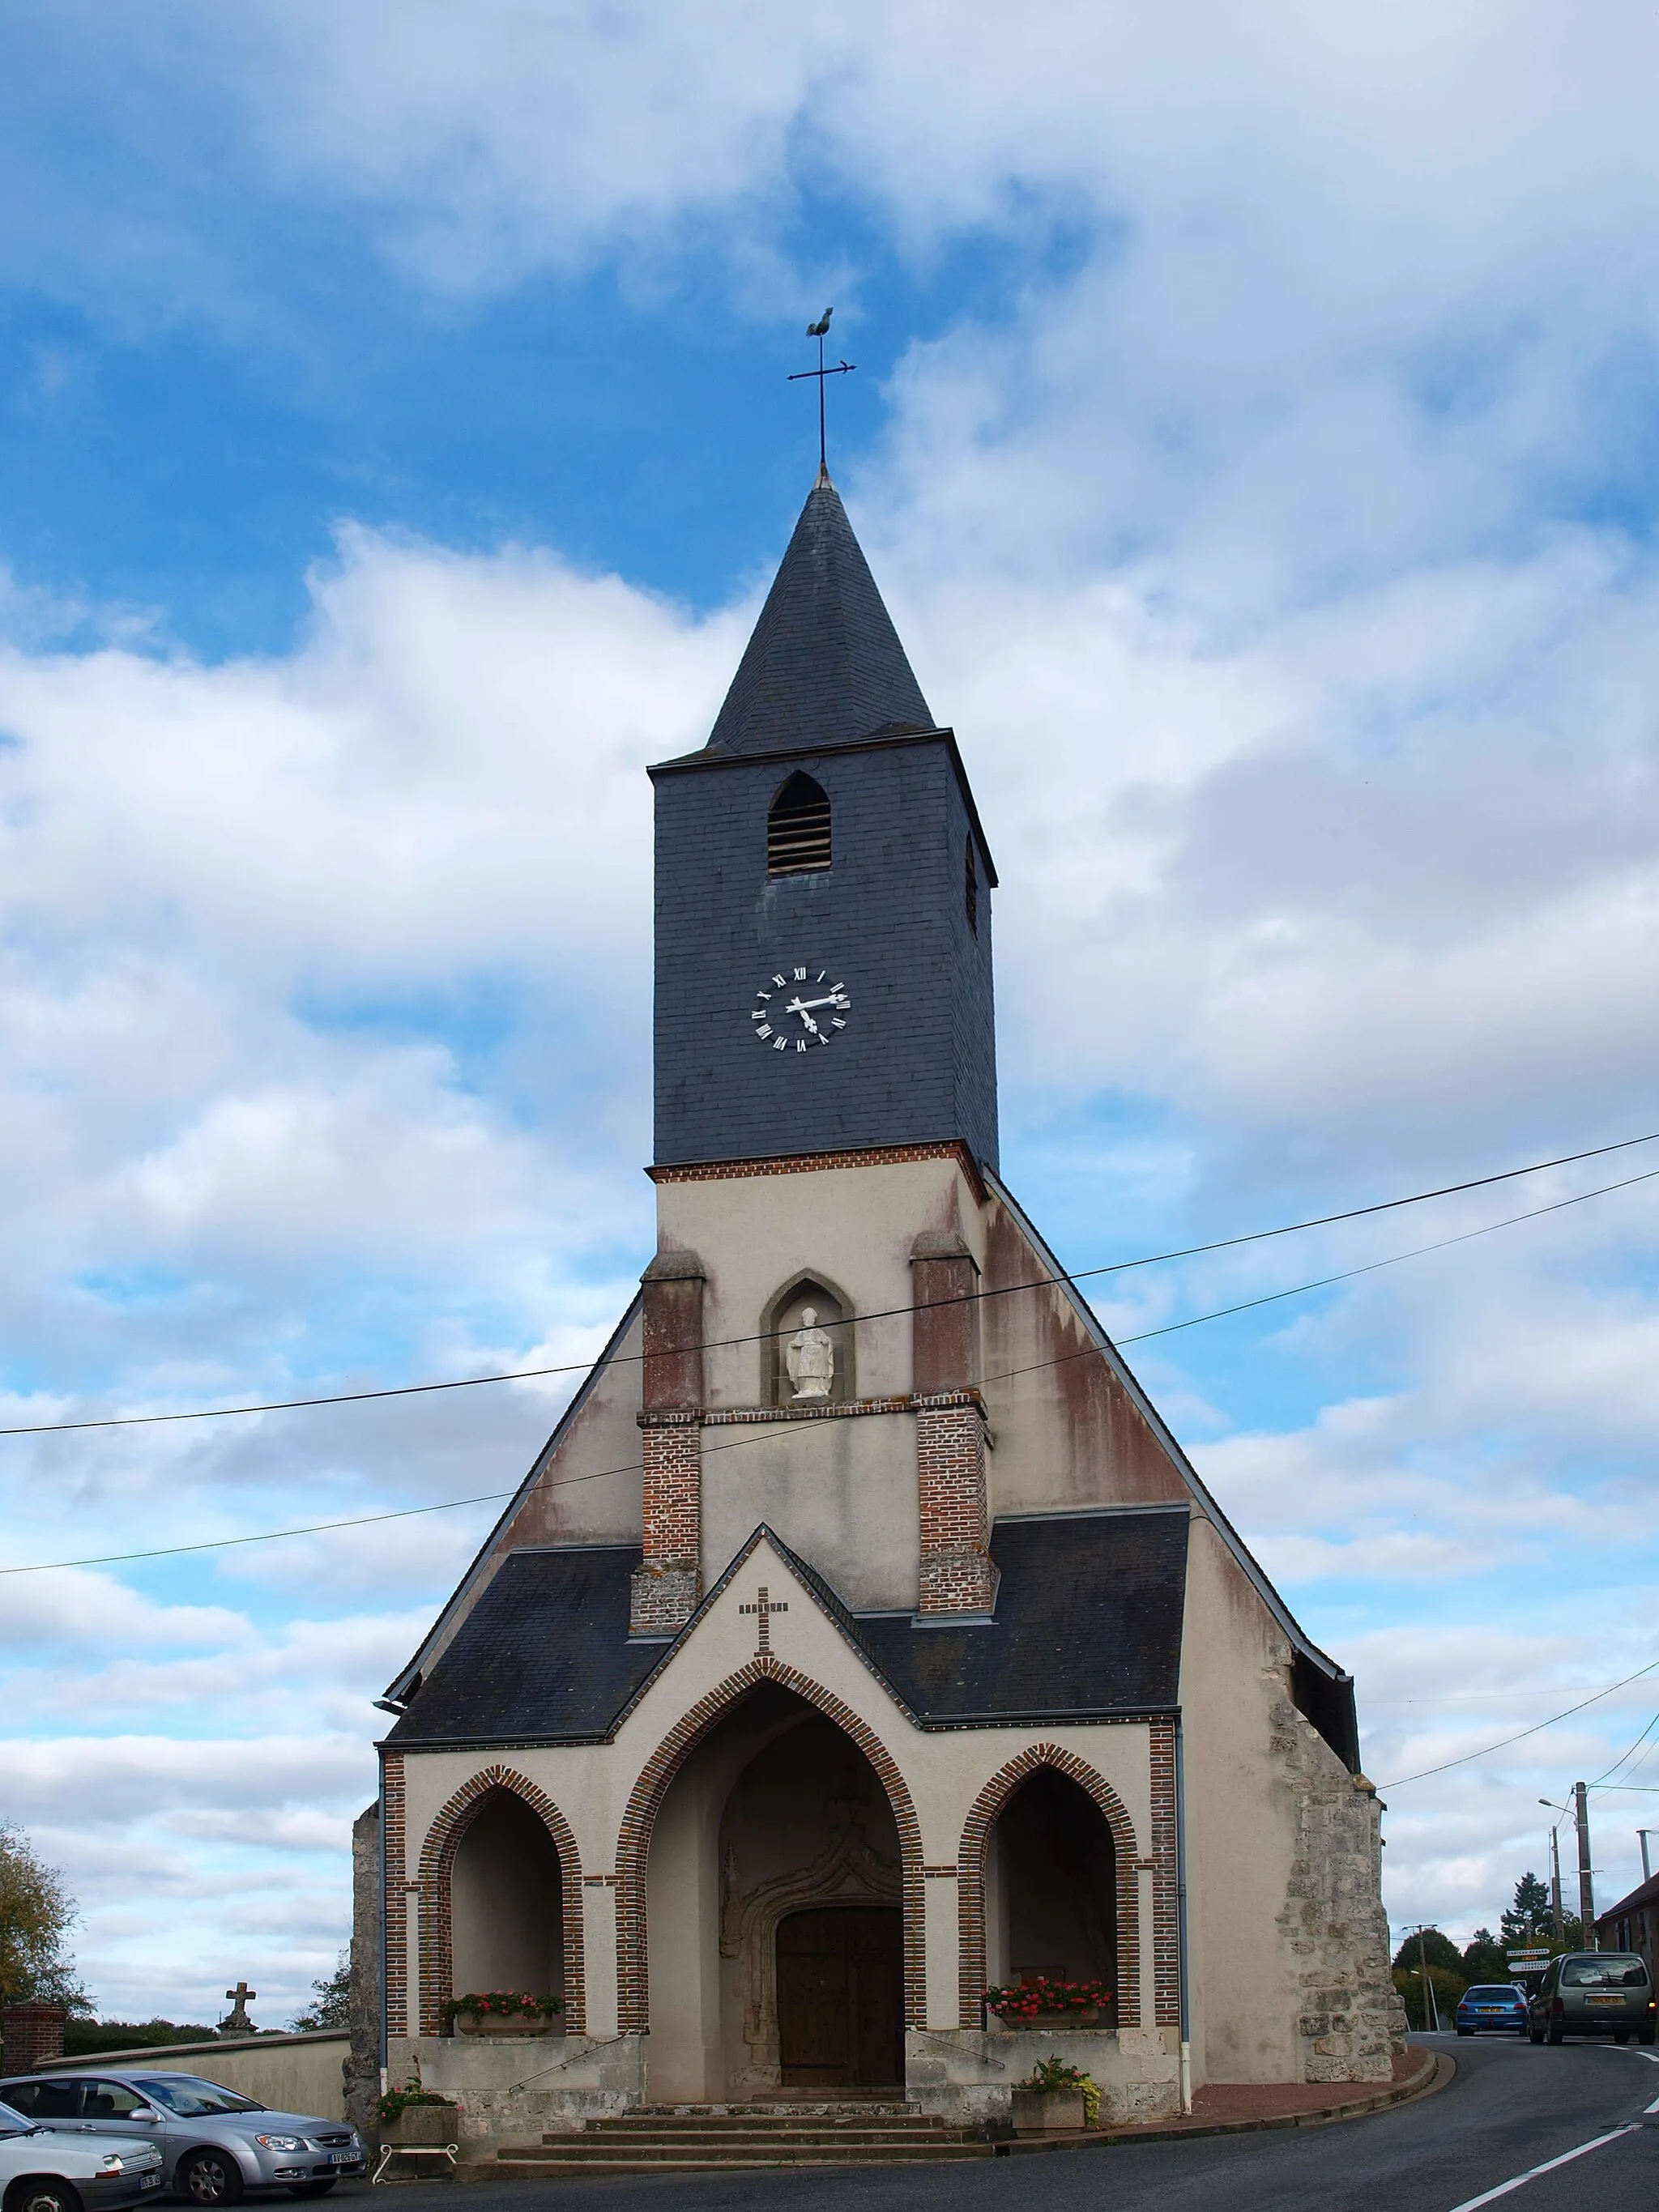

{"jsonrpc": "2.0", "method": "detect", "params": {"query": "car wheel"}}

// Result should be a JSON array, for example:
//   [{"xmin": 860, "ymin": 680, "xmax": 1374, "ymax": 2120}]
[
  {"xmin": 1615, "ymin": 2031, "xmax": 1631, "ymax": 2044},
  {"xmin": 1456, "ymin": 2027, "xmax": 1473, "ymax": 2037},
  {"xmin": 1640, "ymin": 2027, "xmax": 1656, "ymax": 2046},
  {"xmin": 1547, "ymin": 2022, "xmax": 1564, "ymax": 2044},
  {"xmin": 5, "ymin": 2181, "xmax": 84, "ymax": 2212},
  {"xmin": 177, "ymin": 2151, "xmax": 245, "ymax": 2207},
  {"xmin": 288, "ymin": 2184, "xmax": 337, "ymax": 2198}
]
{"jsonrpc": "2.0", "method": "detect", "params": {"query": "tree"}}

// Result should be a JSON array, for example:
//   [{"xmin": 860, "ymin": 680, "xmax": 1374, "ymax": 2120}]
[
  {"xmin": 1462, "ymin": 1928, "xmax": 1510, "ymax": 1984},
  {"xmin": 0, "ymin": 1825, "xmax": 91, "ymax": 2013},
  {"xmin": 1392, "ymin": 1964, "xmax": 1465, "ymax": 2030},
  {"xmin": 1391, "ymin": 1928, "xmax": 1462, "ymax": 1975},
  {"xmin": 290, "ymin": 1950, "xmax": 351, "ymax": 2033},
  {"xmin": 1501, "ymin": 1872, "xmax": 1554, "ymax": 1946}
]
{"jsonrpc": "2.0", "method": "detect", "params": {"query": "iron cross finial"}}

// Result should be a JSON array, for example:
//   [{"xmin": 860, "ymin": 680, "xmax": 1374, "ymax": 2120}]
[{"xmin": 787, "ymin": 311, "xmax": 855, "ymax": 474}]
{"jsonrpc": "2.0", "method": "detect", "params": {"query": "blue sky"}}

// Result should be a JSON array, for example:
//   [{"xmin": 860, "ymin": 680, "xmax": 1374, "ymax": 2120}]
[{"xmin": 4, "ymin": 0, "xmax": 1659, "ymax": 2022}]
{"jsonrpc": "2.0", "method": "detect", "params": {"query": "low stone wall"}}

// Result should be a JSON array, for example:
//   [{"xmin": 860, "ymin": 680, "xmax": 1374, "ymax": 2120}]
[
  {"xmin": 34, "ymin": 2031, "xmax": 350, "ymax": 2122},
  {"xmin": 905, "ymin": 2026, "xmax": 1182, "ymax": 2129},
  {"xmin": 386, "ymin": 2033, "xmax": 646, "ymax": 2147}
]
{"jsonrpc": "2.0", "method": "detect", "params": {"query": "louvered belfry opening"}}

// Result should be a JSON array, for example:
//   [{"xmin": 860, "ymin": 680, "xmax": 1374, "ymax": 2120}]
[{"xmin": 767, "ymin": 772, "xmax": 832, "ymax": 875}]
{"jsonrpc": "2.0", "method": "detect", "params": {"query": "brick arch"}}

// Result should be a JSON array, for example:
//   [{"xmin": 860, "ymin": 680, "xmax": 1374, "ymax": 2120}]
[
  {"xmin": 957, "ymin": 1742, "xmax": 1141, "ymax": 2029},
  {"xmin": 417, "ymin": 1765, "xmax": 586, "ymax": 2035},
  {"xmin": 614, "ymin": 1656, "xmax": 924, "ymax": 2033}
]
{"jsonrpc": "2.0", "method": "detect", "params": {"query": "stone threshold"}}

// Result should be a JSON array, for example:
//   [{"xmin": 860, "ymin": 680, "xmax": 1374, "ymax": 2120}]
[{"xmin": 991, "ymin": 2047, "xmax": 1445, "ymax": 2157}]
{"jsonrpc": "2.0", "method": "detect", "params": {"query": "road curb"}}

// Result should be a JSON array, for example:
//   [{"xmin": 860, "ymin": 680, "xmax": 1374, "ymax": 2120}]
[{"xmin": 992, "ymin": 2045, "xmax": 1451, "ymax": 2157}]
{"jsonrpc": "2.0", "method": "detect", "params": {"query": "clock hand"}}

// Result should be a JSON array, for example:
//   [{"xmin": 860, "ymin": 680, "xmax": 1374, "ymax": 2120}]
[
  {"xmin": 794, "ymin": 1007, "xmax": 822, "ymax": 1035},
  {"xmin": 783, "ymin": 992, "xmax": 847, "ymax": 1013}
]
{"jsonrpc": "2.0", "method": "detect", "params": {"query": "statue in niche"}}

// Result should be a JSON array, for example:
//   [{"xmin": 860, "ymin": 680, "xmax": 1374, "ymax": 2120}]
[{"xmin": 785, "ymin": 1307, "xmax": 835, "ymax": 1400}]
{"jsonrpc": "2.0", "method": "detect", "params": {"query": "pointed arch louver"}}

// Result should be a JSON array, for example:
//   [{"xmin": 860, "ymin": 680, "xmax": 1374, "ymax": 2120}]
[{"xmin": 767, "ymin": 772, "xmax": 832, "ymax": 874}]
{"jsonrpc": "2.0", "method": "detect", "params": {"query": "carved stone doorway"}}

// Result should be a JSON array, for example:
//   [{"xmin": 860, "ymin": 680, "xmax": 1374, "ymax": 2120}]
[{"xmin": 777, "ymin": 1906, "xmax": 903, "ymax": 2089}]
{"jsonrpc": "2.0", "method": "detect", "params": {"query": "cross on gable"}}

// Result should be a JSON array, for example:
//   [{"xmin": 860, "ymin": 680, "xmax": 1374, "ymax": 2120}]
[
  {"xmin": 225, "ymin": 1981, "xmax": 255, "ymax": 2004},
  {"xmin": 738, "ymin": 1585, "xmax": 788, "ymax": 1655}
]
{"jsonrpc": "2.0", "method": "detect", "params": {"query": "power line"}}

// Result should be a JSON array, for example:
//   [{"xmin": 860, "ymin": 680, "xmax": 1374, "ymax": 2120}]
[
  {"xmin": 2, "ymin": 1127, "xmax": 1657, "ymax": 1440},
  {"xmin": 5, "ymin": 1151, "xmax": 1655, "ymax": 1579},
  {"xmin": 1377, "ymin": 1657, "xmax": 1659, "ymax": 1788}
]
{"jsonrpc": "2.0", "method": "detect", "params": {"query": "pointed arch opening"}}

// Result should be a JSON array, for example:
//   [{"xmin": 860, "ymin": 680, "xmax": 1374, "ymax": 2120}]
[
  {"xmin": 767, "ymin": 773, "xmax": 832, "ymax": 875},
  {"xmin": 615, "ymin": 1663, "xmax": 923, "ymax": 2069},
  {"xmin": 957, "ymin": 1745, "xmax": 1139, "ymax": 2029},
  {"xmin": 417, "ymin": 1767, "xmax": 586, "ymax": 2034}
]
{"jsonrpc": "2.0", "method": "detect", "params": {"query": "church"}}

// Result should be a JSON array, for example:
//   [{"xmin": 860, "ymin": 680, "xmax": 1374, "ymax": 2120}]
[{"xmin": 354, "ymin": 467, "xmax": 1401, "ymax": 2142}]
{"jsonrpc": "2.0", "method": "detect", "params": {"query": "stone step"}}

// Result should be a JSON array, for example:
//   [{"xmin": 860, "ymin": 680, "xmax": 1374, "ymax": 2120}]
[
  {"xmin": 523, "ymin": 2133, "xmax": 969, "ymax": 2153},
  {"xmin": 573, "ymin": 2120, "xmax": 961, "ymax": 2137},
  {"xmin": 485, "ymin": 2150, "xmax": 992, "ymax": 2176}
]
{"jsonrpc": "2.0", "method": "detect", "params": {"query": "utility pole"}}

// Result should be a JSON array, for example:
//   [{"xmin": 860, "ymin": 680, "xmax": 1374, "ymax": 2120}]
[
  {"xmin": 1640, "ymin": 1830, "xmax": 1655, "ymax": 1886},
  {"xmin": 1549, "ymin": 1822, "xmax": 1565, "ymax": 1942},
  {"xmin": 1575, "ymin": 1781, "xmax": 1596, "ymax": 1947},
  {"xmin": 1411, "ymin": 1924, "xmax": 1440, "ymax": 2032}
]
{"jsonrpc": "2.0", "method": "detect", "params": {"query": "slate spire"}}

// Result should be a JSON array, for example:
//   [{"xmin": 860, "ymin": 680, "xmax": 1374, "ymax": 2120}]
[{"xmin": 706, "ymin": 467, "xmax": 934, "ymax": 754}]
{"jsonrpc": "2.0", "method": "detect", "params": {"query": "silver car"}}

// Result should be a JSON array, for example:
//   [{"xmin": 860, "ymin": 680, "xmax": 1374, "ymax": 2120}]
[
  {"xmin": 0, "ymin": 2074, "xmax": 365, "ymax": 2205},
  {"xmin": 1526, "ymin": 1950, "xmax": 1657, "ymax": 2044},
  {"xmin": 0, "ymin": 2093, "xmax": 164, "ymax": 2212}
]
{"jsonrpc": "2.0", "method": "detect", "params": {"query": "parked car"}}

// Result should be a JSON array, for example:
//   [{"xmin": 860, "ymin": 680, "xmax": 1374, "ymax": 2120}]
[
  {"xmin": 0, "ymin": 2092, "xmax": 164, "ymax": 2212},
  {"xmin": 1526, "ymin": 1952, "xmax": 1657, "ymax": 2044},
  {"xmin": 0, "ymin": 2075, "xmax": 365, "ymax": 2205},
  {"xmin": 1455, "ymin": 1984, "xmax": 1530, "ymax": 2036}
]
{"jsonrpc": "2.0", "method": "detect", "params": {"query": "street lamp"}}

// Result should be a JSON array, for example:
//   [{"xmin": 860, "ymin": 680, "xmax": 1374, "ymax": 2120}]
[
  {"xmin": 1541, "ymin": 1801, "xmax": 1569, "ymax": 1943},
  {"xmin": 1400, "ymin": 1922, "xmax": 1442, "ymax": 2034}
]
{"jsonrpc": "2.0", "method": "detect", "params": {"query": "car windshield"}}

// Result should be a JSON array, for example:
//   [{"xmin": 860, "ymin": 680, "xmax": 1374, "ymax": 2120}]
[
  {"xmin": 134, "ymin": 2078, "xmax": 265, "ymax": 2116},
  {"xmin": 1464, "ymin": 1987, "xmax": 1521, "ymax": 2000},
  {"xmin": 0, "ymin": 2100, "xmax": 30, "ymax": 2136},
  {"xmin": 1561, "ymin": 1957, "xmax": 1649, "ymax": 1988}
]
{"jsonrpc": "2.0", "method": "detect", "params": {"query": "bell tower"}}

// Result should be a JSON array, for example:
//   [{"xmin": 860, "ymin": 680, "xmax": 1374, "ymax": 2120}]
[{"xmin": 650, "ymin": 467, "xmax": 998, "ymax": 1172}]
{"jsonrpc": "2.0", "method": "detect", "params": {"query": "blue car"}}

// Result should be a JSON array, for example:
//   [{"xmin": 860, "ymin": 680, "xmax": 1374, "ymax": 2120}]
[{"xmin": 1456, "ymin": 1983, "xmax": 1530, "ymax": 2036}]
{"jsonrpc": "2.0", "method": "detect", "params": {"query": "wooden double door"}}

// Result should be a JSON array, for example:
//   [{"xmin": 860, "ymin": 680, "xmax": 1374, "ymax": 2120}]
[{"xmin": 776, "ymin": 1906, "xmax": 903, "ymax": 2088}]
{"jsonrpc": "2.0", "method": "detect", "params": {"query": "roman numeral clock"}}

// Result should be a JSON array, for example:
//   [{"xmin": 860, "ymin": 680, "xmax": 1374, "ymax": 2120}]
[{"xmin": 751, "ymin": 968, "xmax": 852, "ymax": 1053}]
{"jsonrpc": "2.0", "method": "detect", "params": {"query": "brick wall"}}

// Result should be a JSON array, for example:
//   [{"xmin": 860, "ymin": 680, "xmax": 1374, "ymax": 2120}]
[
  {"xmin": 1, "ymin": 2002, "xmax": 66, "ymax": 2073},
  {"xmin": 630, "ymin": 1414, "xmax": 703, "ymax": 1635},
  {"xmin": 915, "ymin": 1395, "xmax": 997, "ymax": 1615}
]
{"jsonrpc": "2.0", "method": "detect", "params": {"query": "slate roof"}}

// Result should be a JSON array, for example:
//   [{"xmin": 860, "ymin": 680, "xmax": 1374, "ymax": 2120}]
[
  {"xmin": 382, "ymin": 1509, "xmax": 1188, "ymax": 1750},
  {"xmin": 705, "ymin": 468, "xmax": 935, "ymax": 757}
]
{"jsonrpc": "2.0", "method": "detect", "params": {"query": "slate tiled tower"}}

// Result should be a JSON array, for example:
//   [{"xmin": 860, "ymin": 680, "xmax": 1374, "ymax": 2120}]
[
  {"xmin": 361, "ymin": 466, "xmax": 1403, "ymax": 2146},
  {"xmin": 651, "ymin": 467, "xmax": 998, "ymax": 1171}
]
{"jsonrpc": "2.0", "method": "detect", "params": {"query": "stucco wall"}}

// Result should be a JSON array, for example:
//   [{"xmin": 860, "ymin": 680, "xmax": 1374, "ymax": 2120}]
[{"xmin": 39, "ymin": 2033, "xmax": 350, "ymax": 2122}]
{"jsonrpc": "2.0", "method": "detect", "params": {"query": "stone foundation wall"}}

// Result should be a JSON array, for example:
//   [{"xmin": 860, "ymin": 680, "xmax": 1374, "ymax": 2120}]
[
  {"xmin": 1273, "ymin": 1701, "xmax": 1409, "ymax": 2083},
  {"xmin": 905, "ymin": 2026, "xmax": 1181, "ymax": 2129},
  {"xmin": 386, "ymin": 2033, "xmax": 646, "ymax": 2147}
]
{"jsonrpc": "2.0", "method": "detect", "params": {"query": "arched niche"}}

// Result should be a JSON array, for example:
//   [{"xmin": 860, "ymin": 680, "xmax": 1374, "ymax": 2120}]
[
  {"xmin": 450, "ymin": 1789, "xmax": 565, "ymax": 2004},
  {"xmin": 984, "ymin": 1767, "xmax": 1117, "ymax": 2020},
  {"xmin": 761, "ymin": 1272, "xmax": 857, "ymax": 1405}
]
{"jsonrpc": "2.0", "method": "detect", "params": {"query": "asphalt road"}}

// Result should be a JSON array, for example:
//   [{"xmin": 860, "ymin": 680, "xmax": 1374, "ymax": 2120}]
[{"xmin": 347, "ymin": 2035, "xmax": 1659, "ymax": 2212}]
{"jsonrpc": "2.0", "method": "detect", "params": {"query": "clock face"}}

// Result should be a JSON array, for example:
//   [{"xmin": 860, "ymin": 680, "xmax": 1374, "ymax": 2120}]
[{"xmin": 750, "ymin": 965, "xmax": 851, "ymax": 1053}]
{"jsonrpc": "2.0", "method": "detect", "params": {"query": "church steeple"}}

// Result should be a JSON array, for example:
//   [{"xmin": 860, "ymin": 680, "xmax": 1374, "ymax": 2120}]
[
  {"xmin": 706, "ymin": 469, "xmax": 934, "ymax": 757},
  {"xmin": 650, "ymin": 470, "xmax": 997, "ymax": 1174}
]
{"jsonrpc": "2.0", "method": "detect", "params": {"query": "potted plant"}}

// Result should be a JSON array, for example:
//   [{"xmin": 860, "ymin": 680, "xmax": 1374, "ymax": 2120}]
[
  {"xmin": 1010, "ymin": 2057, "xmax": 1094, "ymax": 2135},
  {"xmin": 374, "ymin": 2078, "xmax": 458, "ymax": 2146},
  {"xmin": 442, "ymin": 1989, "xmax": 564, "ymax": 2037},
  {"xmin": 985, "ymin": 1975, "xmax": 1111, "ymax": 2028}
]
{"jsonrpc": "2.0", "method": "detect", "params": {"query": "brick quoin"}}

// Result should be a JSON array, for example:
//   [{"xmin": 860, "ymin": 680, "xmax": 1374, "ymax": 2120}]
[
  {"xmin": 614, "ymin": 1659, "xmax": 926, "ymax": 2035},
  {"xmin": 631, "ymin": 1413, "xmax": 702, "ymax": 1636},
  {"xmin": 955, "ymin": 1740, "xmax": 1149, "ymax": 2031},
  {"xmin": 648, "ymin": 1139, "xmax": 984, "ymax": 1200},
  {"xmin": 1148, "ymin": 1721, "xmax": 1182, "ymax": 2027},
  {"xmin": 415, "ymin": 1767, "xmax": 586, "ymax": 2036},
  {"xmin": 381, "ymin": 1754, "xmax": 408, "ymax": 2039},
  {"xmin": 915, "ymin": 1397, "xmax": 997, "ymax": 1615}
]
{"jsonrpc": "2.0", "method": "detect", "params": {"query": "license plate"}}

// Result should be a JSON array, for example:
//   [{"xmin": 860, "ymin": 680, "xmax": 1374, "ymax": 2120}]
[
  {"xmin": 1477, "ymin": 2006, "xmax": 1503, "ymax": 2014},
  {"xmin": 1585, "ymin": 1994, "xmax": 1624, "ymax": 2006},
  {"xmin": 139, "ymin": 2177, "xmax": 161, "ymax": 2190},
  {"xmin": 328, "ymin": 2153, "xmax": 358, "ymax": 2164}
]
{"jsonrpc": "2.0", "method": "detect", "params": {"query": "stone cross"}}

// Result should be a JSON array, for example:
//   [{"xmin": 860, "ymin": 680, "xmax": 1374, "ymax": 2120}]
[
  {"xmin": 738, "ymin": 1586, "xmax": 788, "ymax": 1656},
  {"xmin": 220, "ymin": 1982, "xmax": 257, "ymax": 2035}
]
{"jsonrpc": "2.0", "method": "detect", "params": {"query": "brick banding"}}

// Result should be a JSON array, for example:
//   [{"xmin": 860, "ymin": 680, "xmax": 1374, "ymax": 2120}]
[
  {"xmin": 615, "ymin": 1659, "xmax": 925, "ymax": 2034},
  {"xmin": 956, "ymin": 1743, "xmax": 1142, "ymax": 2030},
  {"xmin": 415, "ymin": 1766, "xmax": 586, "ymax": 2036},
  {"xmin": 649, "ymin": 1140, "xmax": 984, "ymax": 1202}
]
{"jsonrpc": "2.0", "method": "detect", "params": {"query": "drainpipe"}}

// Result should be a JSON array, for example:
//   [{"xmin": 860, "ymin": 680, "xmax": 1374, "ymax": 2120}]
[{"xmin": 1175, "ymin": 1717, "xmax": 1192, "ymax": 2115}]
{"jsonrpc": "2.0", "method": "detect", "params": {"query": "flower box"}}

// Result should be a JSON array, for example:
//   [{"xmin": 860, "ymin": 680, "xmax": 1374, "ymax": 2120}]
[
  {"xmin": 383, "ymin": 2106, "xmax": 456, "ymax": 2146},
  {"xmin": 984, "ymin": 1977, "xmax": 1111, "ymax": 2028},
  {"xmin": 1005, "ymin": 2007, "xmax": 1100, "ymax": 2030},
  {"xmin": 1011, "ymin": 2087, "xmax": 1085, "ymax": 2135},
  {"xmin": 451, "ymin": 2010, "xmax": 559, "ymax": 2037}
]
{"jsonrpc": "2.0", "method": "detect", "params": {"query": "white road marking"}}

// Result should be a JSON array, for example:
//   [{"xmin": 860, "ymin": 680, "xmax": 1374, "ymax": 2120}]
[
  {"xmin": 1443, "ymin": 2124, "xmax": 1642, "ymax": 2212},
  {"xmin": 1645, "ymin": 2093, "xmax": 1659, "ymax": 2114}
]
